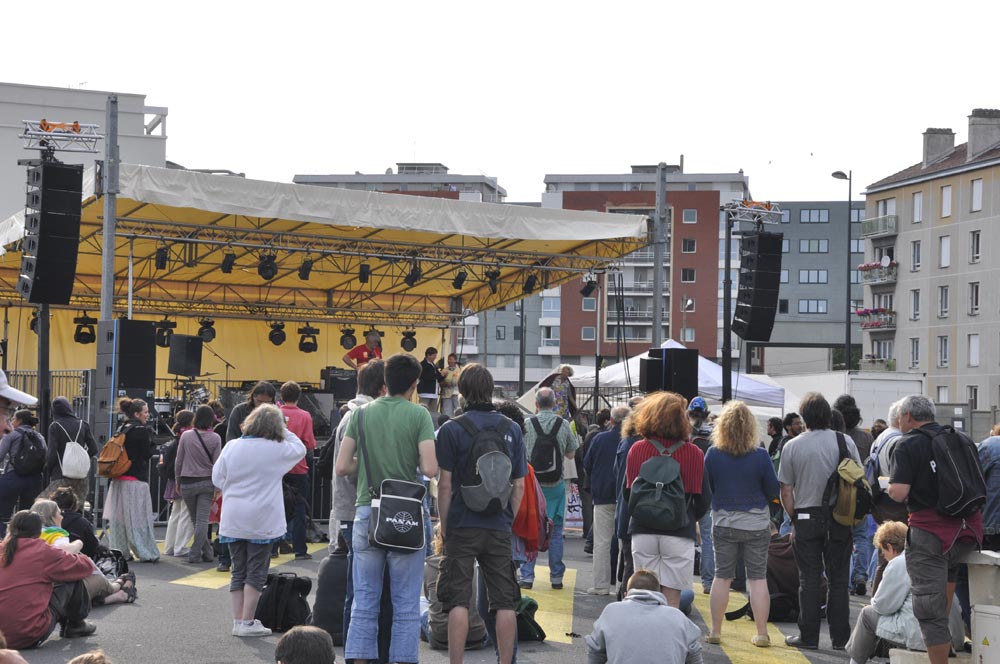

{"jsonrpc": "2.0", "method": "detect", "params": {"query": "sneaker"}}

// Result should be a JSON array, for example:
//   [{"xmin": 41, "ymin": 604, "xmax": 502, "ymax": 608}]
[
  {"xmin": 61, "ymin": 620, "xmax": 97, "ymax": 638},
  {"xmin": 234, "ymin": 619, "xmax": 272, "ymax": 637},
  {"xmin": 853, "ymin": 580, "xmax": 867, "ymax": 596},
  {"xmin": 583, "ymin": 542, "xmax": 593, "ymax": 554},
  {"xmin": 217, "ymin": 562, "xmax": 231, "ymax": 572},
  {"xmin": 751, "ymin": 634, "xmax": 770, "ymax": 648},
  {"xmin": 785, "ymin": 635, "xmax": 818, "ymax": 650},
  {"xmin": 270, "ymin": 550, "xmax": 279, "ymax": 559},
  {"xmin": 518, "ymin": 580, "xmax": 533, "ymax": 590},
  {"xmin": 294, "ymin": 553, "xmax": 313, "ymax": 561},
  {"xmin": 585, "ymin": 587, "xmax": 609, "ymax": 595},
  {"xmin": 551, "ymin": 581, "xmax": 564, "ymax": 590}
]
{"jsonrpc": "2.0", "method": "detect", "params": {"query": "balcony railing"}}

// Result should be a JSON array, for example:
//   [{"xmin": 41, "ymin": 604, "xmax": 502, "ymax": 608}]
[
  {"xmin": 622, "ymin": 310, "xmax": 654, "ymax": 320},
  {"xmin": 860, "ymin": 357, "xmax": 895, "ymax": 372},
  {"xmin": 861, "ymin": 215, "xmax": 898, "ymax": 238},
  {"xmin": 623, "ymin": 281, "xmax": 655, "ymax": 292},
  {"xmin": 860, "ymin": 264, "xmax": 898, "ymax": 285},
  {"xmin": 859, "ymin": 311, "xmax": 896, "ymax": 331}
]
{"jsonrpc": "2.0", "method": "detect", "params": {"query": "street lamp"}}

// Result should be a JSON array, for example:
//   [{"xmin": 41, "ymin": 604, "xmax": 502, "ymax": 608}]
[{"xmin": 832, "ymin": 170, "xmax": 852, "ymax": 371}]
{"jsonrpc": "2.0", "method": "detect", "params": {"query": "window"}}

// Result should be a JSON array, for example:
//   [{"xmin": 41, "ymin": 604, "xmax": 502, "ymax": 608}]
[
  {"xmin": 877, "ymin": 198, "xmax": 897, "ymax": 217},
  {"xmin": 874, "ymin": 292, "xmax": 894, "ymax": 310},
  {"xmin": 941, "ymin": 185, "xmax": 952, "ymax": 217},
  {"xmin": 798, "ymin": 299, "xmax": 828, "ymax": 314},
  {"xmin": 782, "ymin": 239, "xmax": 790, "ymax": 253},
  {"xmin": 513, "ymin": 299, "xmax": 522, "ymax": 311},
  {"xmin": 912, "ymin": 191, "xmax": 923, "ymax": 223},
  {"xmin": 851, "ymin": 299, "xmax": 864, "ymax": 311},
  {"xmin": 682, "ymin": 209, "xmax": 697, "ymax": 224},
  {"xmin": 874, "ymin": 245, "xmax": 895, "ymax": 262},
  {"xmin": 851, "ymin": 209, "xmax": 866, "ymax": 223},
  {"xmin": 778, "ymin": 299, "xmax": 789, "ymax": 314},
  {"xmin": 799, "ymin": 239, "xmax": 829, "ymax": 253},
  {"xmin": 910, "ymin": 338, "xmax": 920, "ymax": 368},
  {"xmin": 798, "ymin": 269, "xmax": 828, "ymax": 284},
  {"xmin": 780, "ymin": 269, "xmax": 789, "ymax": 284},
  {"xmin": 496, "ymin": 325, "xmax": 506, "ymax": 341},
  {"xmin": 939, "ymin": 235, "xmax": 951, "ymax": 268},
  {"xmin": 910, "ymin": 289, "xmax": 920, "ymax": 320},
  {"xmin": 938, "ymin": 386, "xmax": 950, "ymax": 403},
  {"xmin": 682, "ymin": 238, "xmax": 696, "ymax": 253},
  {"xmin": 969, "ymin": 282, "xmax": 980, "ymax": 315},
  {"xmin": 799, "ymin": 209, "xmax": 830, "ymax": 223},
  {"xmin": 718, "ymin": 240, "xmax": 739, "ymax": 262},
  {"xmin": 681, "ymin": 327, "xmax": 695, "ymax": 343},
  {"xmin": 937, "ymin": 335, "xmax": 950, "ymax": 367},
  {"xmin": 911, "ymin": 240, "xmax": 921, "ymax": 271},
  {"xmin": 970, "ymin": 230, "xmax": 981, "ymax": 263},
  {"xmin": 972, "ymin": 179, "xmax": 983, "ymax": 212},
  {"xmin": 969, "ymin": 334, "xmax": 980, "ymax": 367},
  {"xmin": 850, "ymin": 270, "xmax": 860, "ymax": 284},
  {"xmin": 779, "ymin": 210, "xmax": 790, "ymax": 223},
  {"xmin": 513, "ymin": 325, "xmax": 521, "ymax": 341},
  {"xmin": 581, "ymin": 326, "xmax": 595, "ymax": 341},
  {"xmin": 968, "ymin": 385, "xmax": 979, "ymax": 410},
  {"xmin": 850, "ymin": 239, "xmax": 865, "ymax": 253},
  {"xmin": 938, "ymin": 285, "xmax": 949, "ymax": 317},
  {"xmin": 681, "ymin": 268, "xmax": 696, "ymax": 283},
  {"xmin": 873, "ymin": 339, "xmax": 894, "ymax": 360},
  {"xmin": 582, "ymin": 297, "xmax": 596, "ymax": 311},
  {"xmin": 542, "ymin": 297, "xmax": 560, "ymax": 315}
]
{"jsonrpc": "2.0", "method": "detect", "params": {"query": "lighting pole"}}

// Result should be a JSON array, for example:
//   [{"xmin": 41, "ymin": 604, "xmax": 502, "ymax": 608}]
[{"xmin": 832, "ymin": 170, "xmax": 852, "ymax": 371}]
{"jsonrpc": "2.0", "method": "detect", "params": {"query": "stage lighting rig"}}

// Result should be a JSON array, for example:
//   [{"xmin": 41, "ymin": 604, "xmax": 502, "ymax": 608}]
[
  {"xmin": 197, "ymin": 319, "xmax": 216, "ymax": 342},
  {"xmin": 268, "ymin": 322, "xmax": 286, "ymax": 346},
  {"xmin": 73, "ymin": 313, "xmax": 97, "ymax": 344},
  {"xmin": 155, "ymin": 317, "xmax": 177, "ymax": 348},
  {"xmin": 220, "ymin": 252, "xmax": 237, "ymax": 274},
  {"xmin": 400, "ymin": 330, "xmax": 418, "ymax": 352},
  {"xmin": 258, "ymin": 254, "xmax": 278, "ymax": 281},
  {"xmin": 298, "ymin": 324, "xmax": 320, "ymax": 353},
  {"xmin": 340, "ymin": 328, "xmax": 357, "ymax": 350}
]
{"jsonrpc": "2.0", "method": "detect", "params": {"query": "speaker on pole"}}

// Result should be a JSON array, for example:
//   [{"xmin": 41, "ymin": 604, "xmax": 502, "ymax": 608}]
[
  {"xmin": 168, "ymin": 334, "xmax": 203, "ymax": 377},
  {"xmin": 17, "ymin": 163, "xmax": 84, "ymax": 305},
  {"xmin": 639, "ymin": 347, "xmax": 699, "ymax": 401},
  {"xmin": 732, "ymin": 232, "xmax": 783, "ymax": 342}
]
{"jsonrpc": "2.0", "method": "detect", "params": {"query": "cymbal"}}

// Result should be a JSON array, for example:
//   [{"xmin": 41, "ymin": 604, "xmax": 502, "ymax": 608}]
[{"xmin": 197, "ymin": 373, "xmax": 219, "ymax": 377}]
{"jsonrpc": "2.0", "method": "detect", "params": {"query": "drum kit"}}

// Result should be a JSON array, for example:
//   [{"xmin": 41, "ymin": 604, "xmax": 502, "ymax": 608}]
[{"xmin": 152, "ymin": 375, "xmax": 216, "ymax": 435}]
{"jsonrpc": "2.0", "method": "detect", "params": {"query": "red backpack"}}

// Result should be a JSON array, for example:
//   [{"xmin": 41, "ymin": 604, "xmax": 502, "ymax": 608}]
[{"xmin": 512, "ymin": 465, "xmax": 553, "ymax": 559}]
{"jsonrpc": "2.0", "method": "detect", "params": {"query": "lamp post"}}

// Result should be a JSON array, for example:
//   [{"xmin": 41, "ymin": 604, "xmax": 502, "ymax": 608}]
[{"xmin": 832, "ymin": 170, "xmax": 852, "ymax": 371}]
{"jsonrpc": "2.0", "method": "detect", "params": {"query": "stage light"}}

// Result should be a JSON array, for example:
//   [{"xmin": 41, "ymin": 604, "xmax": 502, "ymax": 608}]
[
  {"xmin": 298, "ymin": 324, "xmax": 320, "ymax": 353},
  {"xmin": 73, "ymin": 313, "xmax": 97, "ymax": 344},
  {"xmin": 486, "ymin": 269, "xmax": 501, "ymax": 295},
  {"xmin": 258, "ymin": 254, "xmax": 278, "ymax": 280},
  {"xmin": 155, "ymin": 317, "xmax": 177, "ymax": 348},
  {"xmin": 580, "ymin": 279, "xmax": 597, "ymax": 297},
  {"xmin": 220, "ymin": 252, "xmax": 237, "ymax": 273},
  {"xmin": 522, "ymin": 274, "xmax": 538, "ymax": 295},
  {"xmin": 298, "ymin": 259, "xmax": 313, "ymax": 281},
  {"xmin": 155, "ymin": 246, "xmax": 169, "ymax": 270},
  {"xmin": 268, "ymin": 322, "xmax": 286, "ymax": 346},
  {"xmin": 340, "ymin": 328, "xmax": 357, "ymax": 350},
  {"xmin": 29, "ymin": 311, "xmax": 38, "ymax": 335},
  {"xmin": 452, "ymin": 270, "xmax": 467, "ymax": 290},
  {"xmin": 359, "ymin": 263, "xmax": 371, "ymax": 283},
  {"xmin": 401, "ymin": 330, "xmax": 417, "ymax": 352},
  {"xmin": 403, "ymin": 263, "xmax": 422, "ymax": 287},
  {"xmin": 197, "ymin": 319, "xmax": 216, "ymax": 342}
]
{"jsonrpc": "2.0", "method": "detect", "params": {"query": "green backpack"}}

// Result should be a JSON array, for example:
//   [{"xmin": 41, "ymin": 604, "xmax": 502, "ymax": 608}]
[
  {"xmin": 628, "ymin": 439, "xmax": 688, "ymax": 531},
  {"xmin": 515, "ymin": 596, "xmax": 546, "ymax": 642}
]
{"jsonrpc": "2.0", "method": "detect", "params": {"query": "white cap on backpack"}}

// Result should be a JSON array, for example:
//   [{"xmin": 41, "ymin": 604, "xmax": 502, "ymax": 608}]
[{"xmin": 0, "ymin": 369, "xmax": 38, "ymax": 407}]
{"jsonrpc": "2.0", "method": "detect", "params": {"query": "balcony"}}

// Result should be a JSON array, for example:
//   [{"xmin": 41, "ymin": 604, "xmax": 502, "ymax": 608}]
[
  {"xmin": 860, "ymin": 357, "xmax": 896, "ymax": 372},
  {"xmin": 537, "ymin": 338, "xmax": 560, "ymax": 355},
  {"xmin": 623, "ymin": 281, "xmax": 655, "ymax": 292},
  {"xmin": 622, "ymin": 309, "xmax": 654, "ymax": 321},
  {"xmin": 859, "ymin": 263, "xmax": 898, "ymax": 285},
  {"xmin": 861, "ymin": 215, "xmax": 898, "ymax": 238},
  {"xmin": 857, "ymin": 308, "xmax": 896, "ymax": 331},
  {"xmin": 622, "ymin": 249, "xmax": 658, "ymax": 263}
]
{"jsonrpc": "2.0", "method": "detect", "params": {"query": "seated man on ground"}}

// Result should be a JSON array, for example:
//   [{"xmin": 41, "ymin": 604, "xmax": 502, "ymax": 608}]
[
  {"xmin": 586, "ymin": 568, "xmax": 703, "ymax": 664},
  {"xmin": 275, "ymin": 625, "xmax": 336, "ymax": 664},
  {"xmin": 421, "ymin": 528, "xmax": 488, "ymax": 650}
]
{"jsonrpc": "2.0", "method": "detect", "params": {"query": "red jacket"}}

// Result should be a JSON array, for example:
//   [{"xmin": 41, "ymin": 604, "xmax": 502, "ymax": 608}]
[
  {"xmin": 0, "ymin": 537, "xmax": 94, "ymax": 649},
  {"xmin": 280, "ymin": 404, "xmax": 317, "ymax": 475}
]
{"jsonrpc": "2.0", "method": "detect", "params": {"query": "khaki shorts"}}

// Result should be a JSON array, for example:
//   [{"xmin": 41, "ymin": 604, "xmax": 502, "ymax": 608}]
[
  {"xmin": 438, "ymin": 528, "xmax": 519, "ymax": 613},
  {"xmin": 712, "ymin": 525, "xmax": 770, "ymax": 580},
  {"xmin": 631, "ymin": 534, "xmax": 694, "ymax": 591}
]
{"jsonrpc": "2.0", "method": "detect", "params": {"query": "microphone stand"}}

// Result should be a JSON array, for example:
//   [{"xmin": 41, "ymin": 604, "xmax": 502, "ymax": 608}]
[{"xmin": 202, "ymin": 343, "xmax": 236, "ymax": 387}]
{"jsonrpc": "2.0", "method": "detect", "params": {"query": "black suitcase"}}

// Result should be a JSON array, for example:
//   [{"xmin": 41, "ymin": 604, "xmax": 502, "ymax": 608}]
[{"xmin": 311, "ymin": 551, "xmax": 348, "ymax": 645}]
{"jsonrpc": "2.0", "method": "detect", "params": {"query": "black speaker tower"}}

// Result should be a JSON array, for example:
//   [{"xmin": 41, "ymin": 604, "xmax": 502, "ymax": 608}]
[{"xmin": 732, "ymin": 231, "xmax": 783, "ymax": 342}]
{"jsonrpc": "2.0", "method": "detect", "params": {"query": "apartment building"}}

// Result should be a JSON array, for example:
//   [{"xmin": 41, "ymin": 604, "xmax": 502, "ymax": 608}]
[{"xmin": 862, "ymin": 109, "xmax": 1000, "ymax": 409}]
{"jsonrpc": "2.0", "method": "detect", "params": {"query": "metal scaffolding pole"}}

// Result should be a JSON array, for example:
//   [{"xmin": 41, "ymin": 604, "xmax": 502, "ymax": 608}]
[{"xmin": 100, "ymin": 95, "xmax": 119, "ymax": 321}]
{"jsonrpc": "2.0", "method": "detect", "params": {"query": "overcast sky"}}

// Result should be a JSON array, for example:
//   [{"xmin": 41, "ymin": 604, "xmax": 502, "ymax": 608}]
[{"xmin": 4, "ymin": 1, "xmax": 995, "ymax": 202}]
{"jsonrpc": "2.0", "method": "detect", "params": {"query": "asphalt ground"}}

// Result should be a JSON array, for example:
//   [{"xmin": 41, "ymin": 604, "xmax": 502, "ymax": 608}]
[{"xmin": 19, "ymin": 528, "xmax": 867, "ymax": 664}]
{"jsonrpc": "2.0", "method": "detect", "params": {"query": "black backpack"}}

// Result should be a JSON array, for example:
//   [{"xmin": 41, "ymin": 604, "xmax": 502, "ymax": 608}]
[
  {"xmin": 314, "ymin": 435, "xmax": 337, "ymax": 481},
  {"xmin": 311, "ymin": 551, "xmax": 348, "ymax": 645},
  {"xmin": 255, "ymin": 572, "xmax": 313, "ymax": 632},
  {"xmin": 10, "ymin": 429, "xmax": 46, "ymax": 476},
  {"xmin": 529, "ymin": 417, "xmax": 563, "ymax": 484},
  {"xmin": 453, "ymin": 415, "xmax": 513, "ymax": 515},
  {"xmin": 915, "ymin": 425, "xmax": 986, "ymax": 518}
]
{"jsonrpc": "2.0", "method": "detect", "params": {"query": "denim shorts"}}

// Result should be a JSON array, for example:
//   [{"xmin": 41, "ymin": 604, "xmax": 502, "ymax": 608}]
[{"xmin": 712, "ymin": 525, "xmax": 770, "ymax": 580}]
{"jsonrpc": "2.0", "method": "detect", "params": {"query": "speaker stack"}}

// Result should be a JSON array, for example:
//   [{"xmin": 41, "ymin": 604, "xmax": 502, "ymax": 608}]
[
  {"xmin": 732, "ymin": 232, "xmax": 783, "ymax": 342},
  {"xmin": 168, "ymin": 334, "xmax": 204, "ymax": 377},
  {"xmin": 639, "ymin": 347, "xmax": 699, "ymax": 401},
  {"xmin": 18, "ymin": 163, "xmax": 83, "ymax": 305},
  {"xmin": 94, "ymin": 319, "xmax": 157, "ymax": 443}
]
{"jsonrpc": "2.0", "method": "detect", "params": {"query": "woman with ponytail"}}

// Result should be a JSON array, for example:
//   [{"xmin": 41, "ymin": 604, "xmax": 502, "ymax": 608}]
[{"xmin": 104, "ymin": 399, "xmax": 159, "ymax": 562}]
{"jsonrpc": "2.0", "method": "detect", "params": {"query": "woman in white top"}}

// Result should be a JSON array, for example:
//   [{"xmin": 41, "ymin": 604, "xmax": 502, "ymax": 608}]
[{"xmin": 212, "ymin": 404, "xmax": 305, "ymax": 638}]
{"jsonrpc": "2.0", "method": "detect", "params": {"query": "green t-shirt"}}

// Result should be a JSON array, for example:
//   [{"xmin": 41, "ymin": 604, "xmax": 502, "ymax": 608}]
[{"xmin": 345, "ymin": 396, "xmax": 436, "ymax": 507}]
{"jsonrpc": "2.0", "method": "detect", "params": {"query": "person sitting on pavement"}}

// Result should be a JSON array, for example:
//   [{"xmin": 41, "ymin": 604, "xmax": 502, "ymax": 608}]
[
  {"xmin": 421, "ymin": 527, "xmax": 488, "ymax": 651},
  {"xmin": 586, "ymin": 568, "xmax": 703, "ymax": 664},
  {"xmin": 0, "ymin": 510, "xmax": 97, "ymax": 649},
  {"xmin": 275, "ymin": 625, "xmax": 336, "ymax": 664}
]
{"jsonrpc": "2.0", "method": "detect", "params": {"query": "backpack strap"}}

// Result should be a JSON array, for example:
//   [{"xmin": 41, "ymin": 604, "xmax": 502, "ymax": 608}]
[
  {"xmin": 529, "ymin": 417, "xmax": 544, "ymax": 438},
  {"xmin": 453, "ymin": 414, "xmax": 480, "ymax": 439},
  {"xmin": 822, "ymin": 431, "xmax": 850, "ymax": 512},
  {"xmin": 354, "ymin": 408, "xmax": 378, "ymax": 500},
  {"xmin": 835, "ymin": 431, "xmax": 849, "ymax": 462}
]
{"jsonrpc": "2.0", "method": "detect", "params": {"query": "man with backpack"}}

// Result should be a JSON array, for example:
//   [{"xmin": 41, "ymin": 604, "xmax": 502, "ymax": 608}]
[
  {"xmin": 519, "ymin": 387, "xmax": 578, "ymax": 591},
  {"xmin": 778, "ymin": 391, "xmax": 861, "ymax": 651},
  {"xmin": 435, "ymin": 363, "xmax": 527, "ymax": 664},
  {"xmin": 43, "ymin": 397, "xmax": 99, "ymax": 508},
  {"xmin": 687, "ymin": 397, "xmax": 714, "ymax": 595},
  {"xmin": 888, "ymin": 395, "xmax": 984, "ymax": 664}
]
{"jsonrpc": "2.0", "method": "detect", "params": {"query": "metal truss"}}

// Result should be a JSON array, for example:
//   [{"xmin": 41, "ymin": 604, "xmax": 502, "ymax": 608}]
[
  {"xmin": 20, "ymin": 120, "xmax": 103, "ymax": 153},
  {"xmin": 722, "ymin": 200, "xmax": 784, "ymax": 225}
]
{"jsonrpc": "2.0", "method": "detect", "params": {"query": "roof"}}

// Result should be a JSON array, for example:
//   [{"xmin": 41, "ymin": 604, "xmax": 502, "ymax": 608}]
[
  {"xmin": 865, "ymin": 142, "xmax": 1000, "ymax": 193},
  {"xmin": 0, "ymin": 163, "xmax": 645, "ymax": 328}
]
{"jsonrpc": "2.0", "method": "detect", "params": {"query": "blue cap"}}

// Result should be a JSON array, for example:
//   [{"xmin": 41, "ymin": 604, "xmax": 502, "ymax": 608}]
[{"xmin": 688, "ymin": 396, "xmax": 707, "ymax": 412}]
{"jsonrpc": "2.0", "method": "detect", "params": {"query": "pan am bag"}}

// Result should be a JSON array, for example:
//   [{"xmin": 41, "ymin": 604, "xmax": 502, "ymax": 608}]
[{"xmin": 356, "ymin": 408, "xmax": 426, "ymax": 554}]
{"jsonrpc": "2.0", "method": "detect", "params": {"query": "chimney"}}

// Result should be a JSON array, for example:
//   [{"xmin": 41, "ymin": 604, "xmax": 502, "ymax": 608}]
[
  {"xmin": 923, "ymin": 128, "xmax": 955, "ymax": 167},
  {"xmin": 967, "ymin": 108, "xmax": 1000, "ymax": 161}
]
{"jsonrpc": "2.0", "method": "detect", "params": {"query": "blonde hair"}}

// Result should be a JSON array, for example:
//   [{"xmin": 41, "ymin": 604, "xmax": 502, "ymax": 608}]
[
  {"xmin": 68, "ymin": 651, "xmax": 112, "ymax": 664},
  {"xmin": 992, "ymin": 423, "xmax": 1000, "ymax": 437},
  {"xmin": 557, "ymin": 364, "xmax": 575, "ymax": 377},
  {"xmin": 873, "ymin": 521, "xmax": 907, "ymax": 554},
  {"xmin": 710, "ymin": 400, "xmax": 758, "ymax": 456},
  {"xmin": 30, "ymin": 499, "xmax": 60, "ymax": 527}
]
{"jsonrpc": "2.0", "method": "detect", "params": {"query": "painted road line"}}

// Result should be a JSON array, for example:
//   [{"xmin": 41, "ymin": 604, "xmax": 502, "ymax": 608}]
[
  {"xmin": 171, "ymin": 542, "xmax": 328, "ymax": 590},
  {"xmin": 522, "ymin": 565, "xmax": 577, "ymax": 645},
  {"xmin": 692, "ymin": 586, "xmax": 810, "ymax": 664}
]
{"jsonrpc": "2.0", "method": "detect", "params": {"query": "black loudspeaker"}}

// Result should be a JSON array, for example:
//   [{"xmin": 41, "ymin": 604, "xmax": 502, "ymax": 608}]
[
  {"xmin": 639, "ymin": 348, "xmax": 699, "ymax": 401},
  {"xmin": 732, "ymin": 232, "xmax": 783, "ymax": 342},
  {"xmin": 18, "ymin": 163, "xmax": 83, "ymax": 305},
  {"xmin": 168, "ymin": 334, "xmax": 203, "ymax": 377},
  {"xmin": 115, "ymin": 319, "xmax": 157, "ymax": 391},
  {"xmin": 321, "ymin": 367, "xmax": 358, "ymax": 400}
]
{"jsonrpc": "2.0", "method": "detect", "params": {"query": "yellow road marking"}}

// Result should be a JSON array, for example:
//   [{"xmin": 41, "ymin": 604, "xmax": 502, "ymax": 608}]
[
  {"xmin": 691, "ymin": 585, "xmax": 810, "ymax": 664},
  {"xmin": 171, "ymin": 543, "xmax": 328, "ymax": 590},
  {"xmin": 522, "ymin": 565, "xmax": 577, "ymax": 645}
]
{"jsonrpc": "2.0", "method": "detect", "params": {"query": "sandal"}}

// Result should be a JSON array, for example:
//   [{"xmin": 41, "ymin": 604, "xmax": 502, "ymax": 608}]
[
  {"xmin": 706, "ymin": 634, "xmax": 722, "ymax": 644},
  {"xmin": 117, "ymin": 571, "xmax": 136, "ymax": 588},
  {"xmin": 122, "ymin": 584, "xmax": 138, "ymax": 603}
]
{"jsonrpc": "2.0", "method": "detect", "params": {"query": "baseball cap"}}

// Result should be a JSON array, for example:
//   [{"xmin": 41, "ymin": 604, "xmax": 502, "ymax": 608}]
[
  {"xmin": 688, "ymin": 396, "xmax": 707, "ymax": 413},
  {"xmin": 0, "ymin": 369, "xmax": 38, "ymax": 407}
]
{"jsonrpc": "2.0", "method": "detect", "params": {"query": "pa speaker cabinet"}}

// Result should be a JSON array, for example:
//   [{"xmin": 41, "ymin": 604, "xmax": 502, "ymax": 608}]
[
  {"xmin": 662, "ymin": 348, "xmax": 699, "ymax": 402},
  {"xmin": 168, "ymin": 334, "xmax": 204, "ymax": 377},
  {"xmin": 639, "ymin": 356, "xmax": 663, "ymax": 393},
  {"xmin": 94, "ymin": 319, "xmax": 156, "ymax": 443}
]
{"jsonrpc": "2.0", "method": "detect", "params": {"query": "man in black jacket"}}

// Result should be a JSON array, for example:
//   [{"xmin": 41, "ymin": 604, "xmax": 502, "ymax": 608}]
[{"xmin": 417, "ymin": 347, "xmax": 445, "ymax": 415}]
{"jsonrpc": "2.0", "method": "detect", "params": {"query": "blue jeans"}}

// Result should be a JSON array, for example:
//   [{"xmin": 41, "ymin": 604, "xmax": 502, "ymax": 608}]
[
  {"xmin": 851, "ymin": 516, "xmax": 874, "ymax": 585},
  {"xmin": 285, "ymin": 473, "xmax": 310, "ymax": 556},
  {"xmin": 699, "ymin": 511, "xmax": 714, "ymax": 590},
  {"xmin": 779, "ymin": 511, "xmax": 793, "ymax": 536},
  {"xmin": 346, "ymin": 506, "xmax": 425, "ymax": 663},
  {"xmin": 342, "ymin": 521, "xmax": 393, "ymax": 664},
  {"xmin": 520, "ymin": 482, "xmax": 566, "ymax": 584}
]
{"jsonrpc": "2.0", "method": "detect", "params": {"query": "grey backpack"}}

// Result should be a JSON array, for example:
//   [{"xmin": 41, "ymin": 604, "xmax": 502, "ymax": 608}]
[{"xmin": 454, "ymin": 415, "xmax": 513, "ymax": 515}]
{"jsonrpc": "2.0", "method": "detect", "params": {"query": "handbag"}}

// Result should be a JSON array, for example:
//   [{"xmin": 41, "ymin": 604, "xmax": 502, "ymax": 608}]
[
  {"xmin": 54, "ymin": 421, "xmax": 91, "ymax": 480},
  {"xmin": 355, "ymin": 408, "xmax": 426, "ymax": 554}
]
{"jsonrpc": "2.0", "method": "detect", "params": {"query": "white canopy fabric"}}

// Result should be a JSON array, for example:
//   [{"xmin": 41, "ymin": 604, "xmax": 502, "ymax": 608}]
[{"xmin": 570, "ymin": 340, "xmax": 786, "ymax": 408}]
